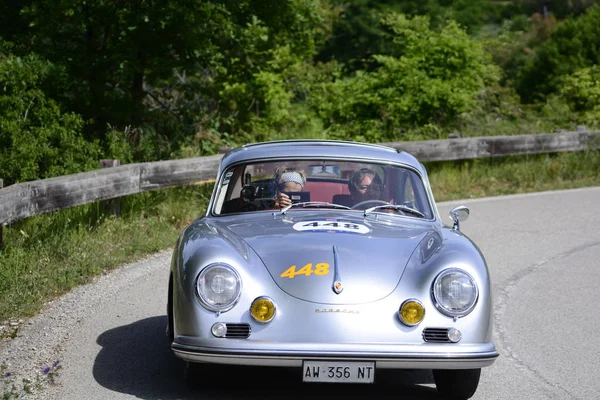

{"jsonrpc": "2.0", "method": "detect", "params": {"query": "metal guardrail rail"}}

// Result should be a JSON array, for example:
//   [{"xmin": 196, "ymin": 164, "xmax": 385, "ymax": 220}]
[{"xmin": 1, "ymin": 131, "xmax": 599, "ymax": 229}]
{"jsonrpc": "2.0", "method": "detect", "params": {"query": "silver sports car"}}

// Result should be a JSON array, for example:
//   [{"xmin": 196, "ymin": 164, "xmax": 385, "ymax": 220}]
[{"xmin": 167, "ymin": 140, "xmax": 498, "ymax": 399}]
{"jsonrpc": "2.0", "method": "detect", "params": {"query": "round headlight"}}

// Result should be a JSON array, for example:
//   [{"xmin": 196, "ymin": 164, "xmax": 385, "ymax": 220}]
[
  {"xmin": 196, "ymin": 263, "xmax": 241, "ymax": 312},
  {"xmin": 432, "ymin": 269, "xmax": 478, "ymax": 317},
  {"xmin": 250, "ymin": 297, "xmax": 276, "ymax": 323}
]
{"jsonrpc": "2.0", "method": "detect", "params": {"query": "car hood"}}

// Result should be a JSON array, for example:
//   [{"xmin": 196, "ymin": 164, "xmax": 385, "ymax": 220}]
[{"xmin": 210, "ymin": 213, "xmax": 435, "ymax": 304}]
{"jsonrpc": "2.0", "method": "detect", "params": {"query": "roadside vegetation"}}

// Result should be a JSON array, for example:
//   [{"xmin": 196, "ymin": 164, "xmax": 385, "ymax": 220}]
[
  {"xmin": 2, "ymin": 150, "xmax": 600, "ymax": 323},
  {"xmin": 0, "ymin": 185, "xmax": 213, "ymax": 323},
  {"xmin": 2, "ymin": 0, "xmax": 600, "ymax": 322}
]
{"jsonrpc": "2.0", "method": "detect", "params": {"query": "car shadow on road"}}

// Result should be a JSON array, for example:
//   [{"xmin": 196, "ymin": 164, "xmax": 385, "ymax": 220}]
[{"xmin": 94, "ymin": 316, "xmax": 443, "ymax": 399}]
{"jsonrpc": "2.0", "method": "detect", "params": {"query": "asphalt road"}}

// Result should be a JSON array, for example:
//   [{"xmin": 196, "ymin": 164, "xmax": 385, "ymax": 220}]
[{"xmin": 14, "ymin": 187, "xmax": 600, "ymax": 399}]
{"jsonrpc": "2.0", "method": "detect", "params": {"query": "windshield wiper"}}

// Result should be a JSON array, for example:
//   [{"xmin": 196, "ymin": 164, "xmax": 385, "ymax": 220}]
[
  {"xmin": 280, "ymin": 202, "xmax": 351, "ymax": 214},
  {"xmin": 364, "ymin": 204, "xmax": 426, "ymax": 218}
]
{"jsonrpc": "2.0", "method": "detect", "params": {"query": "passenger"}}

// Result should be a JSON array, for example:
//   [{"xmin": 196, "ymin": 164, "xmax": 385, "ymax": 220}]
[{"xmin": 273, "ymin": 167, "xmax": 306, "ymax": 209}]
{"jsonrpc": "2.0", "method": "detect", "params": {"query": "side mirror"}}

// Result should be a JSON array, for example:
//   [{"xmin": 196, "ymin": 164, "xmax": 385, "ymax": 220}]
[{"xmin": 449, "ymin": 206, "xmax": 469, "ymax": 231}]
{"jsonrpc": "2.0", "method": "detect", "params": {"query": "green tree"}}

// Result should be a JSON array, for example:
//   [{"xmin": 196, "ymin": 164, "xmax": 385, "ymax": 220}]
[
  {"xmin": 0, "ymin": 50, "xmax": 99, "ymax": 185},
  {"xmin": 203, "ymin": 1, "xmax": 335, "ymax": 143},
  {"xmin": 512, "ymin": 0, "xmax": 598, "ymax": 18},
  {"xmin": 559, "ymin": 65, "xmax": 600, "ymax": 112},
  {"xmin": 20, "ymin": 1, "xmax": 230, "ymax": 137},
  {"xmin": 9, "ymin": 0, "xmax": 333, "ymax": 155},
  {"xmin": 317, "ymin": 0, "xmax": 507, "ymax": 73},
  {"xmin": 516, "ymin": 5, "xmax": 600, "ymax": 102},
  {"xmin": 314, "ymin": 13, "xmax": 499, "ymax": 142},
  {"xmin": 0, "ymin": 0, "xmax": 32, "ymax": 48}
]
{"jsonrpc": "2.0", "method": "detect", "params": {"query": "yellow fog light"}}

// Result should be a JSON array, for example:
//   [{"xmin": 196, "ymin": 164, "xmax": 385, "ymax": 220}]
[
  {"xmin": 399, "ymin": 299, "xmax": 425, "ymax": 326},
  {"xmin": 250, "ymin": 297, "xmax": 276, "ymax": 323}
]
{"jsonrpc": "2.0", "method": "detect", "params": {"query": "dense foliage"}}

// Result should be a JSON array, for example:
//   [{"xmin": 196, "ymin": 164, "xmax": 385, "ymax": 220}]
[
  {"xmin": 0, "ymin": 49, "xmax": 100, "ymax": 183},
  {"xmin": 1, "ymin": 0, "xmax": 599, "ymax": 185},
  {"xmin": 314, "ymin": 14, "xmax": 500, "ymax": 142},
  {"xmin": 516, "ymin": 4, "xmax": 600, "ymax": 102}
]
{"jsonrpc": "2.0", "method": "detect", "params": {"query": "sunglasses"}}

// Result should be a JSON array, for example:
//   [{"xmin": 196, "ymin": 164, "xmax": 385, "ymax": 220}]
[{"xmin": 358, "ymin": 184, "xmax": 381, "ymax": 192}]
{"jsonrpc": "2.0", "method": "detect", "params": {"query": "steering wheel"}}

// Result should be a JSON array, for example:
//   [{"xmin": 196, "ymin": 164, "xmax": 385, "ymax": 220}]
[{"xmin": 351, "ymin": 199, "xmax": 389, "ymax": 210}]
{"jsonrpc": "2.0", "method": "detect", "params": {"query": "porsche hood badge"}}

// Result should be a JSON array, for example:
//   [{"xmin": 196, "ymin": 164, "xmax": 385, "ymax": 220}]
[{"xmin": 333, "ymin": 280, "xmax": 343, "ymax": 294}]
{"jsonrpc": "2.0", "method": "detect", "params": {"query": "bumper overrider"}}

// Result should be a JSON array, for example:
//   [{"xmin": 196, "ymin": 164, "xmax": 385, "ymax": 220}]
[{"xmin": 172, "ymin": 339, "xmax": 499, "ymax": 370}]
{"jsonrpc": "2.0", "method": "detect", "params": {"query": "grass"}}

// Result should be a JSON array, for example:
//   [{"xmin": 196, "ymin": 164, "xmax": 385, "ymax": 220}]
[
  {"xmin": 0, "ymin": 150, "xmax": 599, "ymax": 323},
  {"xmin": 427, "ymin": 149, "xmax": 600, "ymax": 200},
  {"xmin": 0, "ymin": 184, "xmax": 214, "ymax": 323}
]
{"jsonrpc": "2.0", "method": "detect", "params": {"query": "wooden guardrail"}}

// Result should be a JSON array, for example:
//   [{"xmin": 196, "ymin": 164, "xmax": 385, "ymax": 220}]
[
  {"xmin": 380, "ymin": 130, "xmax": 600, "ymax": 161},
  {"xmin": 0, "ymin": 154, "xmax": 222, "ymax": 228},
  {"xmin": 0, "ymin": 131, "xmax": 599, "ymax": 235}
]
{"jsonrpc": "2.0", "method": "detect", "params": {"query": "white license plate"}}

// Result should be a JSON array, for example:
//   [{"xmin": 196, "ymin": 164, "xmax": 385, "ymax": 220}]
[{"xmin": 302, "ymin": 361, "xmax": 375, "ymax": 383}]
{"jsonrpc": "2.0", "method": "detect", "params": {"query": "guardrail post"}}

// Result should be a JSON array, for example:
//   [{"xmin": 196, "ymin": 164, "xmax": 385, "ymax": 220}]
[
  {"xmin": 0, "ymin": 178, "xmax": 3, "ymax": 252},
  {"xmin": 99, "ymin": 160, "xmax": 121, "ymax": 217}
]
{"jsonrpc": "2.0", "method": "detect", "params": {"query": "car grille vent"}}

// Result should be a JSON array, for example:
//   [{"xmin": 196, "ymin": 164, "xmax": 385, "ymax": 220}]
[
  {"xmin": 422, "ymin": 327, "xmax": 451, "ymax": 343},
  {"xmin": 225, "ymin": 323, "xmax": 251, "ymax": 338}
]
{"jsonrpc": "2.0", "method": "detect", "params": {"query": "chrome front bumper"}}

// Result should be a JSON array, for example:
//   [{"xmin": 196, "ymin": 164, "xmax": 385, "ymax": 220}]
[{"xmin": 172, "ymin": 340, "xmax": 499, "ymax": 370}]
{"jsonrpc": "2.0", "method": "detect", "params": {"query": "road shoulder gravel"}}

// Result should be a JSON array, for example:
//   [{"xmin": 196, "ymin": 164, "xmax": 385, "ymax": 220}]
[{"xmin": 0, "ymin": 251, "xmax": 171, "ymax": 399}]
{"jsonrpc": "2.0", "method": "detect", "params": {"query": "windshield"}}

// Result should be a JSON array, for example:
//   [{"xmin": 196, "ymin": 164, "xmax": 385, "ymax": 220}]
[{"xmin": 212, "ymin": 159, "xmax": 433, "ymax": 219}]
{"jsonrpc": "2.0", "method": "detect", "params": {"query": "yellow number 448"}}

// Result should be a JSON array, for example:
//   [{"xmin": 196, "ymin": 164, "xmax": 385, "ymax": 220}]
[{"xmin": 280, "ymin": 263, "xmax": 330, "ymax": 279}]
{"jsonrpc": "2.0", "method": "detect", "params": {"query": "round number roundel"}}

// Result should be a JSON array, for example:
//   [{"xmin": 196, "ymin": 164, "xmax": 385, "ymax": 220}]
[{"xmin": 292, "ymin": 220, "xmax": 370, "ymax": 234}]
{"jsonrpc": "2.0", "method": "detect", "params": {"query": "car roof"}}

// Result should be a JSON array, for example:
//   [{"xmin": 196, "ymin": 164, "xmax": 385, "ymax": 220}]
[{"xmin": 220, "ymin": 140, "xmax": 425, "ymax": 173}]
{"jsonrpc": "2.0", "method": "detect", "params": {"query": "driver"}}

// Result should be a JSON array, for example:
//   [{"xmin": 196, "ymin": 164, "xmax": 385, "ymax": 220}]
[{"xmin": 348, "ymin": 168, "xmax": 383, "ymax": 205}]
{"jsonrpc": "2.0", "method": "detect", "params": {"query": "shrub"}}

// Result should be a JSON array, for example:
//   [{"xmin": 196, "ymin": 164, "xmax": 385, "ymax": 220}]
[
  {"xmin": 0, "ymin": 51, "xmax": 100, "ymax": 185},
  {"xmin": 559, "ymin": 65, "xmax": 600, "ymax": 112},
  {"xmin": 516, "ymin": 5, "xmax": 600, "ymax": 102},
  {"xmin": 314, "ymin": 13, "xmax": 500, "ymax": 142},
  {"xmin": 539, "ymin": 66, "xmax": 600, "ymax": 128}
]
